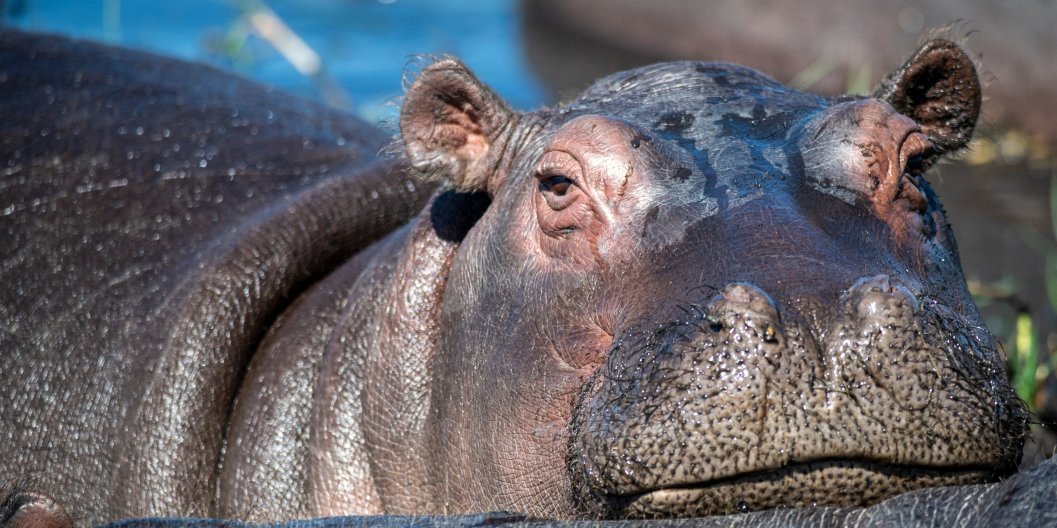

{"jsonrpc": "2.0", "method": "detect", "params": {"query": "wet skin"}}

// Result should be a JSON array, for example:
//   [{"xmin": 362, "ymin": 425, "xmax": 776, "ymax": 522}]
[{"xmin": 1, "ymin": 31, "xmax": 1026, "ymax": 525}]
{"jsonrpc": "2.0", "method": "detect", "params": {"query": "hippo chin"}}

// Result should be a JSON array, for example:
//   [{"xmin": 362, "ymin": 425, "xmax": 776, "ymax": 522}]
[{"xmin": 0, "ymin": 30, "xmax": 1026, "ymax": 525}]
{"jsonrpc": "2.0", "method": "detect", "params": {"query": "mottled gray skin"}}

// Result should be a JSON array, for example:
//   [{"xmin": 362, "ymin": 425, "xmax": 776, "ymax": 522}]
[{"xmin": 0, "ymin": 30, "xmax": 1028, "ymax": 527}]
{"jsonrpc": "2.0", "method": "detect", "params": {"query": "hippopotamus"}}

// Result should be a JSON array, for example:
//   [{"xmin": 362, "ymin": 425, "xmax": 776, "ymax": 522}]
[{"xmin": 0, "ymin": 29, "xmax": 1029, "ymax": 527}]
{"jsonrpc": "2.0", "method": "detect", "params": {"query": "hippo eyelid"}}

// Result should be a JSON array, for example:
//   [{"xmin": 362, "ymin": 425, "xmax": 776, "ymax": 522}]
[
  {"xmin": 539, "ymin": 174, "xmax": 575, "ymax": 196},
  {"xmin": 539, "ymin": 178, "xmax": 581, "ymax": 212},
  {"xmin": 536, "ymin": 150, "xmax": 583, "ymax": 180},
  {"xmin": 535, "ymin": 150, "xmax": 588, "ymax": 210}
]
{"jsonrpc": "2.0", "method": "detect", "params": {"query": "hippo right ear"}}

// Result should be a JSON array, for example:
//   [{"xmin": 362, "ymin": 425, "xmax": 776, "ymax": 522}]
[
  {"xmin": 874, "ymin": 39, "xmax": 981, "ymax": 154},
  {"xmin": 400, "ymin": 58, "xmax": 515, "ymax": 194}
]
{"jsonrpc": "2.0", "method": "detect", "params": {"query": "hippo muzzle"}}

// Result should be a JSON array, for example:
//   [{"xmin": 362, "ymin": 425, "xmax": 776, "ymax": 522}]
[{"xmin": 571, "ymin": 278, "xmax": 1021, "ymax": 517}]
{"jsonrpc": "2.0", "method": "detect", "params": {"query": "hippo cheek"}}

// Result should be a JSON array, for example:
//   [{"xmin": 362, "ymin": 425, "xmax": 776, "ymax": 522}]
[{"xmin": 567, "ymin": 282, "xmax": 1025, "ymax": 519}]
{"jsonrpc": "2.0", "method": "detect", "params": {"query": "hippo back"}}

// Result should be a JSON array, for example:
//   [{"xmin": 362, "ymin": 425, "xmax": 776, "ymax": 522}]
[{"xmin": 0, "ymin": 30, "xmax": 432, "ymax": 522}]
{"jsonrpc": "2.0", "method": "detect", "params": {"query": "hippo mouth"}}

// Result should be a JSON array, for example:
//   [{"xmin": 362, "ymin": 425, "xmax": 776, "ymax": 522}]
[
  {"xmin": 608, "ymin": 459, "xmax": 994, "ymax": 518},
  {"xmin": 570, "ymin": 280, "xmax": 1026, "ymax": 519}
]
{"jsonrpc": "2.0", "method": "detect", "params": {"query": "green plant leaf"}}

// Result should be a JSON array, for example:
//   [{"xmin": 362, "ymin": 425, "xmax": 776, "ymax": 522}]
[{"xmin": 1013, "ymin": 312, "xmax": 1039, "ymax": 410}]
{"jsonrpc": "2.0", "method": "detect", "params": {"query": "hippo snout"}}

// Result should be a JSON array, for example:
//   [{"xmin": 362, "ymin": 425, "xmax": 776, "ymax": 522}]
[{"xmin": 570, "ymin": 279, "xmax": 1026, "ymax": 518}]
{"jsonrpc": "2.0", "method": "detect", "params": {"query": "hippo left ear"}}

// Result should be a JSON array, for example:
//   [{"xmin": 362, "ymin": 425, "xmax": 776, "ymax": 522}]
[
  {"xmin": 874, "ymin": 39, "xmax": 981, "ymax": 154},
  {"xmin": 400, "ymin": 58, "xmax": 515, "ymax": 194}
]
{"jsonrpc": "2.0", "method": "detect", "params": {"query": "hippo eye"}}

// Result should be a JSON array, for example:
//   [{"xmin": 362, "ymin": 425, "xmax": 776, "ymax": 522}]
[
  {"xmin": 540, "ymin": 175, "xmax": 574, "ymax": 196},
  {"xmin": 535, "ymin": 151, "xmax": 584, "ymax": 213}
]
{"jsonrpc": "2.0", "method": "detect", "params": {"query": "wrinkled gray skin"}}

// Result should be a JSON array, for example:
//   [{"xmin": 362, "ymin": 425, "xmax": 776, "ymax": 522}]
[
  {"xmin": 1, "ymin": 30, "xmax": 1030, "ymax": 527},
  {"xmin": 0, "ymin": 30, "xmax": 436, "ymax": 525}
]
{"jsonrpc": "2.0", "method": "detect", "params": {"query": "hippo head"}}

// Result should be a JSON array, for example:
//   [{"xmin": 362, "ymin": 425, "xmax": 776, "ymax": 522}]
[{"xmin": 398, "ymin": 40, "xmax": 1027, "ymax": 518}]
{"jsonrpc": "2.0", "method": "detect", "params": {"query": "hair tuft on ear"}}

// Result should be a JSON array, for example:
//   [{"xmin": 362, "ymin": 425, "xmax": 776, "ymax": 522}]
[
  {"xmin": 874, "ymin": 38, "xmax": 982, "ymax": 154},
  {"xmin": 399, "ymin": 58, "xmax": 515, "ymax": 194}
]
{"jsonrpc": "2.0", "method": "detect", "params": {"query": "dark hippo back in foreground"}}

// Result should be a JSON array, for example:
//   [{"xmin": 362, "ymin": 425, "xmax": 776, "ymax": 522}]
[
  {"xmin": 1, "ymin": 29, "xmax": 1029, "ymax": 526},
  {"xmin": 0, "ymin": 29, "xmax": 436, "ymax": 523}
]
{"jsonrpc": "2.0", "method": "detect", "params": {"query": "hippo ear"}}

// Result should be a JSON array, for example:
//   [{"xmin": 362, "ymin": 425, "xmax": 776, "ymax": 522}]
[
  {"xmin": 400, "ymin": 58, "xmax": 515, "ymax": 193},
  {"xmin": 873, "ymin": 39, "xmax": 981, "ymax": 154}
]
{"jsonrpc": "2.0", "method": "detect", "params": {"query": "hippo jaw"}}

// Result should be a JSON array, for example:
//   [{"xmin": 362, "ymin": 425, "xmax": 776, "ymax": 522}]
[
  {"xmin": 568, "ymin": 281, "xmax": 1024, "ymax": 518},
  {"xmin": 603, "ymin": 463, "xmax": 994, "ymax": 518}
]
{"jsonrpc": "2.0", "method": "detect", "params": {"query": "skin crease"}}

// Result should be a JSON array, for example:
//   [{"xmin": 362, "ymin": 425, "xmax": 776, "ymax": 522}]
[{"xmin": 1, "ymin": 31, "xmax": 1027, "ymax": 526}]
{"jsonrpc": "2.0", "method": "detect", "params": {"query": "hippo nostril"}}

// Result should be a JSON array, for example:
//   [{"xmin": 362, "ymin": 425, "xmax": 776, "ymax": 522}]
[
  {"xmin": 891, "ymin": 284, "xmax": 919, "ymax": 312},
  {"xmin": 702, "ymin": 283, "xmax": 783, "ymax": 343},
  {"xmin": 847, "ymin": 275, "xmax": 920, "ymax": 315},
  {"xmin": 709, "ymin": 283, "xmax": 781, "ymax": 320},
  {"xmin": 720, "ymin": 285, "xmax": 755, "ymax": 304},
  {"xmin": 851, "ymin": 274, "xmax": 891, "ymax": 294}
]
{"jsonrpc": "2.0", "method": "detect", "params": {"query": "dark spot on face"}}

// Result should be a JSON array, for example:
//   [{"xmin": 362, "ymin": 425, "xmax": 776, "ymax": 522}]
[
  {"xmin": 654, "ymin": 112, "xmax": 696, "ymax": 134},
  {"xmin": 707, "ymin": 316, "xmax": 723, "ymax": 332},
  {"xmin": 642, "ymin": 205, "xmax": 660, "ymax": 234},
  {"xmin": 719, "ymin": 105, "xmax": 797, "ymax": 141},
  {"xmin": 671, "ymin": 167, "xmax": 691, "ymax": 182},
  {"xmin": 788, "ymin": 151, "xmax": 806, "ymax": 180},
  {"xmin": 710, "ymin": 70, "xmax": 731, "ymax": 85}
]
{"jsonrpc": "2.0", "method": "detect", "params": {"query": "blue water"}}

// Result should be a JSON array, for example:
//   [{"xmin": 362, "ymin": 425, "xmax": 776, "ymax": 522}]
[{"xmin": 6, "ymin": 0, "xmax": 548, "ymax": 124}]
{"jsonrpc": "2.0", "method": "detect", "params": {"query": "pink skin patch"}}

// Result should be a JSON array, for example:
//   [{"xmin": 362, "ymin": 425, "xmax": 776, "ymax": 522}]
[
  {"xmin": 832, "ymin": 100, "xmax": 936, "ymax": 243},
  {"xmin": 532, "ymin": 115, "xmax": 654, "ymax": 268}
]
